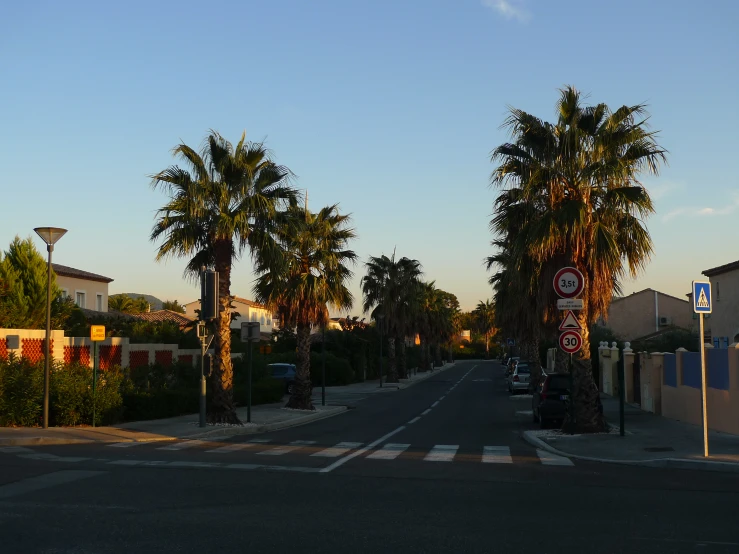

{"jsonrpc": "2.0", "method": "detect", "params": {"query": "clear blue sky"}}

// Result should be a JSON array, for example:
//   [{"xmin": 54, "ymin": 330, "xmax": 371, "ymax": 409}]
[{"xmin": 1, "ymin": 0, "xmax": 737, "ymax": 313}]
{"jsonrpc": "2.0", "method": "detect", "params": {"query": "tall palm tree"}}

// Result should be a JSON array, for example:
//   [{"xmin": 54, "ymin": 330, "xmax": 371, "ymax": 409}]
[
  {"xmin": 490, "ymin": 86, "xmax": 666, "ymax": 432},
  {"xmin": 473, "ymin": 300, "xmax": 497, "ymax": 359},
  {"xmin": 361, "ymin": 254, "xmax": 423, "ymax": 382},
  {"xmin": 108, "ymin": 294, "xmax": 135, "ymax": 314},
  {"xmin": 151, "ymin": 131, "xmax": 296, "ymax": 423},
  {"xmin": 254, "ymin": 203, "xmax": 357, "ymax": 410}
]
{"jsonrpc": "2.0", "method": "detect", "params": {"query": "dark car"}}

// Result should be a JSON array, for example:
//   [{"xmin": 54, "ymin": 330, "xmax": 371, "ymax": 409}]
[
  {"xmin": 268, "ymin": 363, "xmax": 297, "ymax": 394},
  {"xmin": 532, "ymin": 372, "xmax": 570, "ymax": 428}
]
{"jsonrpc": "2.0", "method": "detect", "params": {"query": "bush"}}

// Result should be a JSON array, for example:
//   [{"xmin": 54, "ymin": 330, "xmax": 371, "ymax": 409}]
[
  {"xmin": 121, "ymin": 389, "xmax": 198, "ymax": 422},
  {"xmin": 0, "ymin": 355, "xmax": 43, "ymax": 426},
  {"xmin": 309, "ymin": 351, "xmax": 353, "ymax": 386},
  {"xmin": 234, "ymin": 378, "xmax": 285, "ymax": 406},
  {"xmin": 0, "ymin": 356, "xmax": 123, "ymax": 427}
]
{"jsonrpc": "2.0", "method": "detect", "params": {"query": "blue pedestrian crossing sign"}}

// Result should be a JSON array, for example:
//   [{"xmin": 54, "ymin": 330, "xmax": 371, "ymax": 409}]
[
  {"xmin": 692, "ymin": 281, "xmax": 712, "ymax": 314},
  {"xmin": 506, "ymin": 338, "xmax": 515, "ymax": 346}
]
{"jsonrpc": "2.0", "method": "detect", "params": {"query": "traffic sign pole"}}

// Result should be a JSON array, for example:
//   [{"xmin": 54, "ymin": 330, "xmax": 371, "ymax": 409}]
[{"xmin": 699, "ymin": 312, "xmax": 708, "ymax": 457}]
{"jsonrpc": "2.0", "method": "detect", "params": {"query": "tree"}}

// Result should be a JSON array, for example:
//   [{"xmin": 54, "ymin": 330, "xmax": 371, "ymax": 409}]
[
  {"xmin": 473, "ymin": 300, "xmax": 497, "ymax": 358},
  {"xmin": 0, "ymin": 236, "xmax": 69, "ymax": 329},
  {"xmin": 151, "ymin": 131, "xmax": 296, "ymax": 423},
  {"xmin": 254, "ymin": 203, "xmax": 357, "ymax": 410},
  {"xmin": 490, "ymin": 86, "xmax": 666, "ymax": 432},
  {"xmin": 162, "ymin": 300, "xmax": 186, "ymax": 313},
  {"xmin": 361, "ymin": 253, "xmax": 423, "ymax": 382},
  {"xmin": 108, "ymin": 294, "xmax": 135, "ymax": 314}
]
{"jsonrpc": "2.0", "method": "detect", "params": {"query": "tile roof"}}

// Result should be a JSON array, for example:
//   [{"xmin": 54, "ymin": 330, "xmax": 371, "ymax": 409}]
[
  {"xmin": 52, "ymin": 263, "xmax": 113, "ymax": 283},
  {"xmin": 133, "ymin": 310, "xmax": 196, "ymax": 327},
  {"xmin": 610, "ymin": 288, "xmax": 688, "ymax": 305},
  {"xmin": 703, "ymin": 259, "xmax": 739, "ymax": 277}
]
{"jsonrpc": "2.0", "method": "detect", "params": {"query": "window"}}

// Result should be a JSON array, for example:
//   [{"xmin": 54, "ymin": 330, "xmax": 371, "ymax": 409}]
[
  {"xmin": 61, "ymin": 289, "xmax": 68, "ymax": 299},
  {"xmin": 75, "ymin": 292, "xmax": 86, "ymax": 308},
  {"xmin": 96, "ymin": 294, "xmax": 103, "ymax": 312}
]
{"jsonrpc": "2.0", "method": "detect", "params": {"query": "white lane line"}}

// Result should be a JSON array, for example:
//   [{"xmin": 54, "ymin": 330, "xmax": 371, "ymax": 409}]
[
  {"xmin": 311, "ymin": 442, "xmax": 363, "ymax": 458},
  {"xmin": 320, "ymin": 425, "xmax": 407, "ymax": 473},
  {"xmin": 482, "ymin": 446, "xmax": 512, "ymax": 464},
  {"xmin": 424, "ymin": 445, "xmax": 458, "ymax": 462},
  {"xmin": 537, "ymin": 449, "xmax": 574, "ymax": 466},
  {"xmin": 157, "ymin": 440, "xmax": 206, "ymax": 451},
  {"xmin": 431, "ymin": 401, "xmax": 439, "ymax": 407},
  {"xmin": 367, "ymin": 443, "xmax": 411, "ymax": 460},
  {"xmin": 107, "ymin": 442, "xmax": 146, "ymax": 448},
  {"xmin": 0, "ymin": 446, "xmax": 34, "ymax": 453},
  {"xmin": 439, "ymin": 396, "xmax": 446, "ymax": 401},
  {"xmin": 421, "ymin": 409, "xmax": 431, "ymax": 415},
  {"xmin": 206, "ymin": 443, "xmax": 256, "ymax": 454},
  {"xmin": 407, "ymin": 417, "xmax": 421, "ymax": 425},
  {"xmin": 258, "ymin": 440, "xmax": 316, "ymax": 456},
  {"xmin": 0, "ymin": 470, "xmax": 105, "ymax": 499}
]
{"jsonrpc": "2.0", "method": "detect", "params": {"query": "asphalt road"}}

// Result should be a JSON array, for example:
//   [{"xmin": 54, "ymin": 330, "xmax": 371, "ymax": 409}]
[{"xmin": 2, "ymin": 360, "xmax": 739, "ymax": 553}]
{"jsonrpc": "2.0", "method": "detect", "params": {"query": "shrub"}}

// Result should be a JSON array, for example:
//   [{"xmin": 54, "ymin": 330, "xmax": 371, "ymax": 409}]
[
  {"xmin": 0, "ymin": 354, "xmax": 43, "ymax": 427},
  {"xmin": 121, "ymin": 389, "xmax": 198, "ymax": 422},
  {"xmin": 234, "ymin": 378, "xmax": 285, "ymax": 407},
  {"xmin": 50, "ymin": 363, "xmax": 124, "ymax": 426},
  {"xmin": 309, "ymin": 351, "xmax": 353, "ymax": 386}
]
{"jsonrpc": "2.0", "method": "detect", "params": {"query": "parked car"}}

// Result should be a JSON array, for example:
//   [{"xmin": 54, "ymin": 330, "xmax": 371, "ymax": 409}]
[
  {"xmin": 507, "ymin": 361, "xmax": 531, "ymax": 393},
  {"xmin": 505, "ymin": 356, "xmax": 520, "ymax": 375},
  {"xmin": 268, "ymin": 363, "xmax": 297, "ymax": 394},
  {"xmin": 532, "ymin": 372, "xmax": 570, "ymax": 428}
]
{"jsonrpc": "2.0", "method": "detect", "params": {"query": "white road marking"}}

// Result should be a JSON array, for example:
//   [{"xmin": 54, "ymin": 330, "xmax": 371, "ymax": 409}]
[
  {"xmin": 0, "ymin": 470, "xmax": 105, "ymax": 499},
  {"xmin": 258, "ymin": 440, "xmax": 316, "ymax": 456},
  {"xmin": 206, "ymin": 443, "xmax": 256, "ymax": 454},
  {"xmin": 320, "ymin": 425, "xmax": 407, "ymax": 473},
  {"xmin": 311, "ymin": 442, "xmax": 363, "ymax": 458},
  {"xmin": 107, "ymin": 442, "xmax": 146, "ymax": 448},
  {"xmin": 439, "ymin": 396, "xmax": 446, "ymax": 400},
  {"xmin": 407, "ymin": 417, "xmax": 421, "ymax": 424},
  {"xmin": 0, "ymin": 446, "xmax": 33, "ymax": 453},
  {"xmin": 482, "ymin": 446, "xmax": 512, "ymax": 464},
  {"xmin": 537, "ymin": 449, "xmax": 574, "ymax": 466},
  {"xmin": 431, "ymin": 401, "xmax": 439, "ymax": 407},
  {"xmin": 424, "ymin": 445, "xmax": 458, "ymax": 462},
  {"xmin": 367, "ymin": 443, "xmax": 411, "ymax": 460},
  {"xmin": 157, "ymin": 440, "xmax": 205, "ymax": 451},
  {"xmin": 421, "ymin": 409, "xmax": 431, "ymax": 415}
]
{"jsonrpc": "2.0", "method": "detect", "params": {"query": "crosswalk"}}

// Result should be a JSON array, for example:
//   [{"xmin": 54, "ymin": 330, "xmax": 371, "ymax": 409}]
[{"xmin": 101, "ymin": 439, "xmax": 574, "ymax": 467}]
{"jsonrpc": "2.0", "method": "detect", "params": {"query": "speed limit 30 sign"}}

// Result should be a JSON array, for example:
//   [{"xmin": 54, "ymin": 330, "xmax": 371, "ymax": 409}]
[
  {"xmin": 559, "ymin": 330, "xmax": 582, "ymax": 354},
  {"xmin": 553, "ymin": 267, "xmax": 584, "ymax": 299}
]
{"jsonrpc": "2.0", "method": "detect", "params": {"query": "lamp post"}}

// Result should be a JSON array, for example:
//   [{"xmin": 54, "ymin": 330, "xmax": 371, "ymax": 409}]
[
  {"xmin": 321, "ymin": 323, "xmax": 326, "ymax": 406},
  {"xmin": 34, "ymin": 227, "xmax": 67, "ymax": 429},
  {"xmin": 378, "ymin": 314, "xmax": 384, "ymax": 388}
]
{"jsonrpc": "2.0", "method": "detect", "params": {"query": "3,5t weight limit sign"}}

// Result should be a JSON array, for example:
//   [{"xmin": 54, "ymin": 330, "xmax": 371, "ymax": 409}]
[
  {"xmin": 559, "ymin": 330, "xmax": 583, "ymax": 354},
  {"xmin": 553, "ymin": 267, "xmax": 584, "ymax": 299}
]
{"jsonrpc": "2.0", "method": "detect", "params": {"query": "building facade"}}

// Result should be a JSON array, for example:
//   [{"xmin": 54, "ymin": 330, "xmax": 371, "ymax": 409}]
[
  {"xmin": 184, "ymin": 296, "xmax": 278, "ymax": 333},
  {"xmin": 702, "ymin": 260, "xmax": 739, "ymax": 346},
  {"xmin": 599, "ymin": 288, "xmax": 692, "ymax": 342},
  {"xmin": 53, "ymin": 264, "xmax": 113, "ymax": 312}
]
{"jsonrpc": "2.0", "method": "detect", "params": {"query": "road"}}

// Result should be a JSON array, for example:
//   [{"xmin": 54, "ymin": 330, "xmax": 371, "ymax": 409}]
[{"xmin": 2, "ymin": 360, "xmax": 739, "ymax": 553}]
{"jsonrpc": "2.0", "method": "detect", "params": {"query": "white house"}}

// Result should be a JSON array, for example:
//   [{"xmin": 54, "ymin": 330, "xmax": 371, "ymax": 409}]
[
  {"xmin": 53, "ymin": 264, "xmax": 113, "ymax": 312},
  {"xmin": 184, "ymin": 296, "xmax": 279, "ymax": 335}
]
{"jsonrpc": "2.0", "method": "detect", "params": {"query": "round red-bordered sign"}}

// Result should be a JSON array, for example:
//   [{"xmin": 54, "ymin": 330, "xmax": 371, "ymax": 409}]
[
  {"xmin": 559, "ymin": 330, "xmax": 582, "ymax": 354},
  {"xmin": 553, "ymin": 267, "xmax": 584, "ymax": 298}
]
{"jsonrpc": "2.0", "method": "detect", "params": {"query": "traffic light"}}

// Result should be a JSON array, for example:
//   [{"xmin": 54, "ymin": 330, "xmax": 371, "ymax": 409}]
[{"xmin": 200, "ymin": 270, "xmax": 219, "ymax": 321}]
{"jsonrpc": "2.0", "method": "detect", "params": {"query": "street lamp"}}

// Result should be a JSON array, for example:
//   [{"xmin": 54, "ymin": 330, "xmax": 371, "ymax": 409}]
[
  {"xmin": 377, "ymin": 314, "xmax": 384, "ymax": 388},
  {"xmin": 34, "ymin": 227, "xmax": 67, "ymax": 429}
]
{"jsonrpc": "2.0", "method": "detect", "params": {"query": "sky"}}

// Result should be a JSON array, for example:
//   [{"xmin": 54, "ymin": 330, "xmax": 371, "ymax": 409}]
[{"xmin": 1, "ymin": 0, "xmax": 737, "ymax": 314}]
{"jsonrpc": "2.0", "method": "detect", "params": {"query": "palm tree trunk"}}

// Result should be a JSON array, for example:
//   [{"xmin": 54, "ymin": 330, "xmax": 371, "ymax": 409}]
[
  {"xmin": 209, "ymin": 240, "xmax": 239, "ymax": 424},
  {"xmin": 485, "ymin": 332, "xmax": 490, "ymax": 359},
  {"xmin": 386, "ymin": 337, "xmax": 398, "ymax": 382},
  {"xmin": 434, "ymin": 343, "xmax": 442, "ymax": 367},
  {"xmin": 419, "ymin": 337, "xmax": 429, "ymax": 371},
  {"xmin": 562, "ymin": 311, "xmax": 606, "ymax": 432},
  {"xmin": 397, "ymin": 336, "xmax": 407, "ymax": 379},
  {"xmin": 286, "ymin": 323, "xmax": 314, "ymax": 410}
]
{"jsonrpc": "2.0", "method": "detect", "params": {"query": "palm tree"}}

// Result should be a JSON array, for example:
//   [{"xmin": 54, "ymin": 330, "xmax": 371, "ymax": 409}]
[
  {"xmin": 254, "ymin": 203, "xmax": 357, "ymax": 410},
  {"xmin": 490, "ymin": 86, "xmax": 666, "ymax": 432},
  {"xmin": 473, "ymin": 300, "xmax": 497, "ymax": 359},
  {"xmin": 162, "ymin": 300, "xmax": 186, "ymax": 313},
  {"xmin": 361, "ymin": 254, "xmax": 423, "ymax": 382},
  {"xmin": 108, "ymin": 294, "xmax": 135, "ymax": 314},
  {"xmin": 151, "ymin": 131, "xmax": 296, "ymax": 423}
]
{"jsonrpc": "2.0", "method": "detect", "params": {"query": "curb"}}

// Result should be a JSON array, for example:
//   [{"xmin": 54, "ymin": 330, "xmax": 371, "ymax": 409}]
[
  {"xmin": 185, "ymin": 406, "xmax": 348, "ymax": 439},
  {"xmin": 521, "ymin": 430, "xmax": 739, "ymax": 474},
  {"xmin": 0, "ymin": 407, "xmax": 349, "ymax": 446}
]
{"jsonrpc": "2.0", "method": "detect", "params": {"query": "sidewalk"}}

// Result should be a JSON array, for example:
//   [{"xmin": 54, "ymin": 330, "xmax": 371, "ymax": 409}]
[
  {"xmin": 0, "ymin": 362, "xmax": 463, "ymax": 447},
  {"xmin": 0, "ymin": 401, "xmax": 346, "ymax": 447},
  {"xmin": 523, "ymin": 393, "xmax": 739, "ymax": 473}
]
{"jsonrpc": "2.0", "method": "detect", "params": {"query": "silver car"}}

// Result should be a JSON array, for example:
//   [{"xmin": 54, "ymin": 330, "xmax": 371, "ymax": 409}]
[{"xmin": 507, "ymin": 362, "xmax": 531, "ymax": 394}]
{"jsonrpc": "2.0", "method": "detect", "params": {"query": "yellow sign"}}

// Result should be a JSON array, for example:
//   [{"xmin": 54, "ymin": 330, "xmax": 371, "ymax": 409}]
[{"xmin": 90, "ymin": 325, "xmax": 106, "ymax": 341}]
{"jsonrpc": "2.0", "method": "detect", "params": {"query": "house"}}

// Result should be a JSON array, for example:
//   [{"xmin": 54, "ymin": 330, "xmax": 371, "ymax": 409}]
[
  {"xmin": 701, "ymin": 259, "xmax": 739, "ymax": 346},
  {"xmin": 183, "ymin": 296, "xmax": 278, "ymax": 335},
  {"xmin": 53, "ymin": 264, "xmax": 113, "ymax": 312},
  {"xmin": 598, "ymin": 288, "xmax": 692, "ymax": 342}
]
